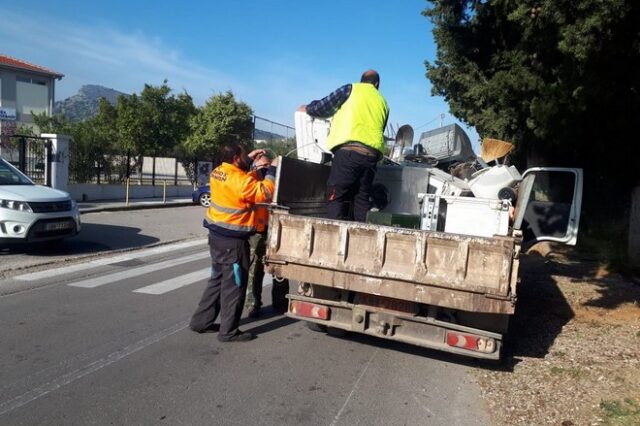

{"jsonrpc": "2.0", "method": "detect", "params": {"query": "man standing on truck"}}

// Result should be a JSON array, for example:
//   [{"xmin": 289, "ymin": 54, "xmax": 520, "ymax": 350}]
[
  {"xmin": 299, "ymin": 69, "xmax": 389, "ymax": 221},
  {"xmin": 245, "ymin": 151, "xmax": 289, "ymax": 318},
  {"xmin": 189, "ymin": 144, "xmax": 278, "ymax": 342}
]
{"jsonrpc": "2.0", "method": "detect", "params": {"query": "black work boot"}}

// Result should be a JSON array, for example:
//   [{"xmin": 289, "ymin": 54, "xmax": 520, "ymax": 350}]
[{"xmin": 217, "ymin": 331, "xmax": 255, "ymax": 342}]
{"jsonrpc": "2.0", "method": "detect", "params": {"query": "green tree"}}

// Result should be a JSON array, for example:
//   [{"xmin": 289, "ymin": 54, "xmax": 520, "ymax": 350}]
[
  {"xmin": 116, "ymin": 81, "xmax": 196, "ymax": 180},
  {"xmin": 423, "ymin": 0, "xmax": 640, "ymax": 210},
  {"xmin": 32, "ymin": 111, "xmax": 108, "ymax": 183},
  {"xmin": 184, "ymin": 91, "xmax": 254, "ymax": 161}
]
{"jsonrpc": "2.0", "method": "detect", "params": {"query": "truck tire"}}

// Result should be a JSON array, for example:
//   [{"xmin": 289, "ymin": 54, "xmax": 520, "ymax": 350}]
[{"xmin": 306, "ymin": 322, "xmax": 327, "ymax": 332}]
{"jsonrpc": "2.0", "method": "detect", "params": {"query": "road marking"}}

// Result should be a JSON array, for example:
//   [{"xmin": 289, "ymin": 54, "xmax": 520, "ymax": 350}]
[
  {"xmin": 14, "ymin": 239, "xmax": 207, "ymax": 282},
  {"xmin": 67, "ymin": 252, "xmax": 209, "ymax": 289},
  {"xmin": 133, "ymin": 267, "xmax": 210, "ymax": 295},
  {"xmin": 329, "ymin": 348, "xmax": 378, "ymax": 426},
  {"xmin": 0, "ymin": 321, "xmax": 188, "ymax": 416}
]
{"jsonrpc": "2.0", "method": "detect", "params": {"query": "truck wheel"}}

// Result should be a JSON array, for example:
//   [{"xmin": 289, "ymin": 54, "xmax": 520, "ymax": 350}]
[{"xmin": 306, "ymin": 322, "xmax": 327, "ymax": 333}]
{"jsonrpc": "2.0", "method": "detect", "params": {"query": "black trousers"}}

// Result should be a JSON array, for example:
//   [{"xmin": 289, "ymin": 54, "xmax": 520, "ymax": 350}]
[
  {"xmin": 326, "ymin": 147, "xmax": 379, "ymax": 222},
  {"xmin": 190, "ymin": 233, "xmax": 250, "ymax": 340}
]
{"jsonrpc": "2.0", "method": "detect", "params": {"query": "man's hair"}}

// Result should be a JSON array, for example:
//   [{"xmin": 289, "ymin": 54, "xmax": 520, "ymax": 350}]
[
  {"xmin": 218, "ymin": 143, "xmax": 245, "ymax": 164},
  {"xmin": 360, "ymin": 69, "xmax": 380, "ymax": 86}
]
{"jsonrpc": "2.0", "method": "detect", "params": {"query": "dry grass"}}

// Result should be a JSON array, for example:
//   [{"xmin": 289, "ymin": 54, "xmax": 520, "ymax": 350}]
[{"xmin": 475, "ymin": 246, "xmax": 640, "ymax": 425}]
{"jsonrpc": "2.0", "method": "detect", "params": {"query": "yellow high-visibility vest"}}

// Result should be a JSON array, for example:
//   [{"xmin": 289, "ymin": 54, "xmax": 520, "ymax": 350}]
[{"xmin": 326, "ymin": 83, "xmax": 389, "ymax": 153}]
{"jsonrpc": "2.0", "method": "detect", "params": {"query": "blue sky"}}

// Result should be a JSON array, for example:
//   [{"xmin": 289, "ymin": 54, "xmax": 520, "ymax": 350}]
[{"xmin": 0, "ymin": 0, "xmax": 479, "ymax": 146}]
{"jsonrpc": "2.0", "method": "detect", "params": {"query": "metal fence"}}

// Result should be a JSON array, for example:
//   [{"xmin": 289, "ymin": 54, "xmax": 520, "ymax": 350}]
[
  {"xmin": 66, "ymin": 152, "xmax": 193, "ymax": 186},
  {"xmin": 2, "ymin": 136, "xmax": 50, "ymax": 185},
  {"xmin": 253, "ymin": 115, "xmax": 295, "ymax": 144}
]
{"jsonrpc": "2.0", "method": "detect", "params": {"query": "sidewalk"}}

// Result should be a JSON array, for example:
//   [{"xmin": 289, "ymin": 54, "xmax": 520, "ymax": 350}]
[{"xmin": 79, "ymin": 196, "xmax": 195, "ymax": 213}]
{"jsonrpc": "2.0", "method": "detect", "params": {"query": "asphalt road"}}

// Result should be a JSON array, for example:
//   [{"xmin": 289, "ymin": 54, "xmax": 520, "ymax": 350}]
[
  {"xmin": 0, "ymin": 207, "xmax": 492, "ymax": 426},
  {"xmin": 0, "ymin": 205, "xmax": 207, "ymax": 277}
]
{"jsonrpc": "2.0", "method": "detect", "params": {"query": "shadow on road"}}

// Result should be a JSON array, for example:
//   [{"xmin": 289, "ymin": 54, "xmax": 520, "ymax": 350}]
[
  {"xmin": 244, "ymin": 314, "xmax": 297, "ymax": 336},
  {"xmin": 0, "ymin": 223, "xmax": 159, "ymax": 257}
]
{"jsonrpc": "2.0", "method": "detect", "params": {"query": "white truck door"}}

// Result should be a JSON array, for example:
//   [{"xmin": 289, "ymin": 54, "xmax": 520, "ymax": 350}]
[{"xmin": 513, "ymin": 167, "xmax": 584, "ymax": 247}]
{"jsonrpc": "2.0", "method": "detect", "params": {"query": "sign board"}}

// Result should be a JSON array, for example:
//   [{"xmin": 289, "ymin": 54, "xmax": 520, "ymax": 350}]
[{"xmin": 0, "ymin": 108, "xmax": 17, "ymax": 121}]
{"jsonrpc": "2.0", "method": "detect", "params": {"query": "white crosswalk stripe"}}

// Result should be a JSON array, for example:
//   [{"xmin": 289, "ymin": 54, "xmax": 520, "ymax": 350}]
[
  {"xmin": 67, "ymin": 252, "xmax": 209, "ymax": 289},
  {"xmin": 8, "ymin": 238, "xmax": 231, "ymax": 296},
  {"xmin": 14, "ymin": 238, "xmax": 207, "ymax": 282},
  {"xmin": 133, "ymin": 267, "xmax": 211, "ymax": 295}
]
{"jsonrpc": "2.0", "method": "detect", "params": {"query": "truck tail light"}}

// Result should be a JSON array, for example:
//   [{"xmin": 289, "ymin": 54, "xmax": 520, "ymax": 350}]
[
  {"xmin": 446, "ymin": 331, "xmax": 496, "ymax": 354},
  {"xmin": 290, "ymin": 301, "xmax": 330, "ymax": 320}
]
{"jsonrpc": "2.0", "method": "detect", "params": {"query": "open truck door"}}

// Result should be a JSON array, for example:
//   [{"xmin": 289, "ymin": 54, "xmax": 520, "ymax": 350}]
[{"xmin": 513, "ymin": 167, "xmax": 583, "ymax": 249}]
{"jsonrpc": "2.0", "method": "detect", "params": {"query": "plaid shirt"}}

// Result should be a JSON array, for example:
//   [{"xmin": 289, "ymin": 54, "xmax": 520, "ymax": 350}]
[{"xmin": 306, "ymin": 84, "xmax": 352, "ymax": 118}]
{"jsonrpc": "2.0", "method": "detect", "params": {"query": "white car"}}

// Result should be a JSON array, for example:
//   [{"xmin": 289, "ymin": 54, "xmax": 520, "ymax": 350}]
[{"xmin": 0, "ymin": 157, "xmax": 81, "ymax": 243}]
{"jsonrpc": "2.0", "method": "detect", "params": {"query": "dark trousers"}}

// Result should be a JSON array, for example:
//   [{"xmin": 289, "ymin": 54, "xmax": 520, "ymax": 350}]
[
  {"xmin": 326, "ymin": 147, "xmax": 379, "ymax": 222},
  {"xmin": 246, "ymin": 232, "xmax": 266, "ymax": 308},
  {"xmin": 190, "ymin": 233, "xmax": 250, "ymax": 340},
  {"xmin": 246, "ymin": 230, "xmax": 289, "ymax": 312}
]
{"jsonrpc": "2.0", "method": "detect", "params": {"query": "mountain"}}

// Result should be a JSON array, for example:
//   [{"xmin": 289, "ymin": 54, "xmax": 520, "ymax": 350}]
[{"xmin": 53, "ymin": 85, "xmax": 128, "ymax": 122}]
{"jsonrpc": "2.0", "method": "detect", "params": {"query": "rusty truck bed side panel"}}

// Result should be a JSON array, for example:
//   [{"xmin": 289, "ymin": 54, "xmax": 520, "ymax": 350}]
[{"xmin": 265, "ymin": 211, "xmax": 518, "ymax": 314}]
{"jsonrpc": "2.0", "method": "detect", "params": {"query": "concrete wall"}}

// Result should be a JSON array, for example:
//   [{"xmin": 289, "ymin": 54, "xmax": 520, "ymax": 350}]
[
  {"xmin": 68, "ymin": 183, "xmax": 194, "ymax": 202},
  {"xmin": 630, "ymin": 186, "xmax": 640, "ymax": 267}
]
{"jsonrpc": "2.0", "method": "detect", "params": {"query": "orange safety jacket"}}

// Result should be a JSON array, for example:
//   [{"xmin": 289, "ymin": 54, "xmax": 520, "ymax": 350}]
[
  {"xmin": 253, "ymin": 183, "xmax": 270, "ymax": 234},
  {"xmin": 203, "ymin": 162, "xmax": 276, "ymax": 239}
]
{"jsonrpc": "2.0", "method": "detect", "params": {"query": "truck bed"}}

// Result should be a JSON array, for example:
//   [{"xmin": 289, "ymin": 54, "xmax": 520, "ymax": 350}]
[{"xmin": 265, "ymin": 210, "xmax": 519, "ymax": 314}]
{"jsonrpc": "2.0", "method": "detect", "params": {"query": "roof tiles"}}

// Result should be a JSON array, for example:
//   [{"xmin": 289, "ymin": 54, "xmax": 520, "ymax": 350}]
[{"xmin": 0, "ymin": 54, "xmax": 64, "ymax": 78}]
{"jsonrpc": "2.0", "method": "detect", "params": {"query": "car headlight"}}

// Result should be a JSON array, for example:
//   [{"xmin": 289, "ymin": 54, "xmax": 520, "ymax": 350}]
[{"xmin": 0, "ymin": 199, "xmax": 33, "ymax": 213}]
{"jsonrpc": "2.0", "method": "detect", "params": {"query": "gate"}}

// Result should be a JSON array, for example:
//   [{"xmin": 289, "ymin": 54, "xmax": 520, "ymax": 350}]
[{"xmin": 9, "ymin": 135, "xmax": 52, "ymax": 185}]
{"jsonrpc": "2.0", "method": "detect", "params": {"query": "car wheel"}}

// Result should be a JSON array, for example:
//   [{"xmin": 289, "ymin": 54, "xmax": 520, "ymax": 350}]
[{"xmin": 198, "ymin": 192, "xmax": 211, "ymax": 207}]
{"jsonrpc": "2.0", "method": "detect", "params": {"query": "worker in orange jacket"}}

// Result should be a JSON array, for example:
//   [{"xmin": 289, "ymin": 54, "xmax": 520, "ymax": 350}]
[
  {"xmin": 189, "ymin": 144, "xmax": 277, "ymax": 342},
  {"xmin": 245, "ymin": 152, "xmax": 289, "ymax": 318}
]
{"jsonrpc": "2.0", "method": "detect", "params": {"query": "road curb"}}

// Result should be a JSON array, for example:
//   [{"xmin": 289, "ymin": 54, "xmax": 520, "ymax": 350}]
[{"xmin": 80, "ymin": 200, "xmax": 196, "ymax": 214}]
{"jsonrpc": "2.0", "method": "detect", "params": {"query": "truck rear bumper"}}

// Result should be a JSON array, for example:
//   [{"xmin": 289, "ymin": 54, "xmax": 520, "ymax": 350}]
[{"xmin": 286, "ymin": 294, "xmax": 503, "ymax": 360}]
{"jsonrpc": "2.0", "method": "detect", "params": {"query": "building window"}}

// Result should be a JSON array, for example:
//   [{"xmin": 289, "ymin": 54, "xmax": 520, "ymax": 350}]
[{"xmin": 16, "ymin": 77, "xmax": 48, "ymax": 116}]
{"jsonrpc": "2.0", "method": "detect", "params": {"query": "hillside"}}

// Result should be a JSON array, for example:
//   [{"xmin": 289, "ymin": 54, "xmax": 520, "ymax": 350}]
[{"xmin": 53, "ymin": 85, "xmax": 128, "ymax": 122}]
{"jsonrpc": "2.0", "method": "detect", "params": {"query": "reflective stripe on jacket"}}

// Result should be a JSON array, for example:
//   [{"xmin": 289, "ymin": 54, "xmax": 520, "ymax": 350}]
[
  {"xmin": 326, "ymin": 83, "xmax": 389, "ymax": 153},
  {"xmin": 204, "ymin": 162, "xmax": 275, "ymax": 239}
]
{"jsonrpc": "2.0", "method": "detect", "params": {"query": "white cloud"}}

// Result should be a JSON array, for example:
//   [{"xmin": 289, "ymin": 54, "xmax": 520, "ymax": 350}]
[
  {"xmin": 0, "ymin": 10, "xmax": 244, "ymax": 104},
  {"xmin": 0, "ymin": 8, "xmax": 478, "ymax": 146}
]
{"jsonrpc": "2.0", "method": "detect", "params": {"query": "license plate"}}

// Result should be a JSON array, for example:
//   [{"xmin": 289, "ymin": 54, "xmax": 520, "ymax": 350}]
[
  {"xmin": 356, "ymin": 294, "xmax": 418, "ymax": 315},
  {"xmin": 45, "ymin": 221, "xmax": 71, "ymax": 231}
]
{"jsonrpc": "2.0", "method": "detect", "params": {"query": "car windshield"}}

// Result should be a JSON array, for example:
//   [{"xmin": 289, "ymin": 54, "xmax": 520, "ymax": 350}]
[{"xmin": 0, "ymin": 159, "xmax": 34, "ymax": 185}]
